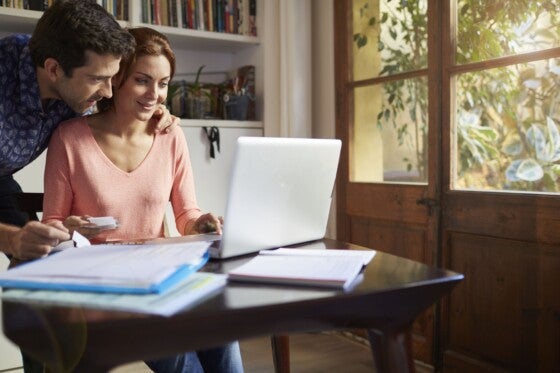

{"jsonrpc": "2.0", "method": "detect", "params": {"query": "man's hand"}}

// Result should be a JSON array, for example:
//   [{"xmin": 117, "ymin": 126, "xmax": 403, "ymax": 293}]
[
  {"xmin": 151, "ymin": 104, "xmax": 179, "ymax": 133},
  {"xmin": 8, "ymin": 221, "xmax": 70, "ymax": 260}
]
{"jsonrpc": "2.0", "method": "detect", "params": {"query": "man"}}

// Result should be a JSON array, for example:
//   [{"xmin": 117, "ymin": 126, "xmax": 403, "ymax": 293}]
[{"xmin": 0, "ymin": 0, "xmax": 175, "ymax": 261}]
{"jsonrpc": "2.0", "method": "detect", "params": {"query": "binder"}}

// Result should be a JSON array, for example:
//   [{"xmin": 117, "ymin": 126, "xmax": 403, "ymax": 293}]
[{"xmin": 0, "ymin": 240, "xmax": 213, "ymax": 294}]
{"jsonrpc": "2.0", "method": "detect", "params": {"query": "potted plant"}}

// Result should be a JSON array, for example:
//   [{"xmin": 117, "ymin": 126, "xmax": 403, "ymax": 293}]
[
  {"xmin": 165, "ymin": 81, "xmax": 186, "ymax": 117},
  {"xmin": 186, "ymin": 65, "xmax": 214, "ymax": 119}
]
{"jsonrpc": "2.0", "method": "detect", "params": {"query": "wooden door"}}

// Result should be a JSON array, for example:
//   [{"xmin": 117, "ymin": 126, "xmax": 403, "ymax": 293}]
[
  {"xmin": 438, "ymin": 1, "xmax": 560, "ymax": 371},
  {"xmin": 334, "ymin": 0, "xmax": 441, "ymax": 364},
  {"xmin": 334, "ymin": 0, "xmax": 560, "ymax": 371}
]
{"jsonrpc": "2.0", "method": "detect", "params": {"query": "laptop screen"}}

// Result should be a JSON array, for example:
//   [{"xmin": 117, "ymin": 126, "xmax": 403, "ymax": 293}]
[{"xmin": 210, "ymin": 136, "xmax": 342, "ymax": 259}]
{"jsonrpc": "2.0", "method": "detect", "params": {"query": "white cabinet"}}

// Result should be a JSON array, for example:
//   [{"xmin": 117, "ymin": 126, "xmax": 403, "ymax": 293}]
[
  {"xmin": 165, "ymin": 121, "xmax": 262, "ymax": 237},
  {"xmin": 183, "ymin": 122, "xmax": 263, "ymax": 216}
]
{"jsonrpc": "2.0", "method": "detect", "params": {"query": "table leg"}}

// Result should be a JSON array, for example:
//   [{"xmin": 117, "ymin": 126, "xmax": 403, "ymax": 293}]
[
  {"xmin": 367, "ymin": 325, "xmax": 415, "ymax": 373},
  {"xmin": 271, "ymin": 334, "xmax": 290, "ymax": 373}
]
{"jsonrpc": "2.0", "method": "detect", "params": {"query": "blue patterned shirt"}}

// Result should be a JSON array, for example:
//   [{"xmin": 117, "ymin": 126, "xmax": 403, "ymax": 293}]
[{"xmin": 0, "ymin": 34, "xmax": 77, "ymax": 177}]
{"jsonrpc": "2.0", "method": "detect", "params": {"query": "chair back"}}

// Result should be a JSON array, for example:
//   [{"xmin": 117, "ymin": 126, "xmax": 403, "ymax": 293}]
[{"xmin": 13, "ymin": 192, "xmax": 44, "ymax": 222}]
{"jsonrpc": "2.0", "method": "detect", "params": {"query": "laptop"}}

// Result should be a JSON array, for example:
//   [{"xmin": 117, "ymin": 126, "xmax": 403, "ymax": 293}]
[{"xmin": 207, "ymin": 136, "xmax": 342, "ymax": 259}]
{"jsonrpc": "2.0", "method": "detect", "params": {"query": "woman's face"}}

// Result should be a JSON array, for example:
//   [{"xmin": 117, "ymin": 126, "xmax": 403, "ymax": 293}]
[{"xmin": 113, "ymin": 54, "xmax": 171, "ymax": 122}]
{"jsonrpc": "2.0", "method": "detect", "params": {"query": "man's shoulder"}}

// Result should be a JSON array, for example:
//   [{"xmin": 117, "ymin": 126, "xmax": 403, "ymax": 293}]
[
  {"xmin": 0, "ymin": 34, "xmax": 31, "ymax": 69},
  {"xmin": 0, "ymin": 34, "xmax": 31, "ymax": 49}
]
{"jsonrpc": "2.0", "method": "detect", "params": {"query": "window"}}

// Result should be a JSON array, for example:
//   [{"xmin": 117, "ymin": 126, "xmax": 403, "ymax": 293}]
[
  {"xmin": 452, "ymin": 0, "xmax": 560, "ymax": 193},
  {"xmin": 351, "ymin": 0, "xmax": 428, "ymax": 184}
]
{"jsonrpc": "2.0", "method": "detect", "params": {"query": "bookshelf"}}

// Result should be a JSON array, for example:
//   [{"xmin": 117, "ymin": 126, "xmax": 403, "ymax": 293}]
[
  {"xmin": 1, "ymin": 0, "xmax": 277, "ymax": 220},
  {"xmin": 0, "ymin": 0, "xmax": 269, "ymax": 123}
]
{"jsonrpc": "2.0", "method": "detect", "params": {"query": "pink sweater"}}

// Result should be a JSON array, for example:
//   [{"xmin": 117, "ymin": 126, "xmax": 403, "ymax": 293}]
[{"xmin": 42, "ymin": 118, "xmax": 202, "ymax": 241}]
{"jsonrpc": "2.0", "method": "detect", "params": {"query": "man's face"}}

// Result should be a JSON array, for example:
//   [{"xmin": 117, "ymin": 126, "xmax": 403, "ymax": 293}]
[{"xmin": 55, "ymin": 51, "xmax": 122, "ymax": 114}]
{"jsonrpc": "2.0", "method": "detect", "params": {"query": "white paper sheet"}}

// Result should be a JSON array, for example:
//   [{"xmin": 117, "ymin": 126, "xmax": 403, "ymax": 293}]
[
  {"xmin": 0, "ymin": 239, "xmax": 213, "ymax": 292},
  {"xmin": 259, "ymin": 248, "xmax": 376, "ymax": 265}
]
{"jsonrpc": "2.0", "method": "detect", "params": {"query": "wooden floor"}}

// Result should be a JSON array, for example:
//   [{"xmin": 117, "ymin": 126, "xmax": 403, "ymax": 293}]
[
  {"xmin": 111, "ymin": 332, "xmax": 376, "ymax": 372},
  {"xmin": 111, "ymin": 332, "xmax": 432, "ymax": 373},
  {"xmin": 240, "ymin": 333, "xmax": 377, "ymax": 373}
]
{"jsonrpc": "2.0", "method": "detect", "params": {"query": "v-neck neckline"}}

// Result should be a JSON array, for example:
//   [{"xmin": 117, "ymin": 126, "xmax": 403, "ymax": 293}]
[{"xmin": 84, "ymin": 118, "xmax": 156, "ymax": 176}]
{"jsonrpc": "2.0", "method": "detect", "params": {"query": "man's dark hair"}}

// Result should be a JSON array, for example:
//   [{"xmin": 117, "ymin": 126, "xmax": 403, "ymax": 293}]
[{"xmin": 29, "ymin": 0, "xmax": 135, "ymax": 76}]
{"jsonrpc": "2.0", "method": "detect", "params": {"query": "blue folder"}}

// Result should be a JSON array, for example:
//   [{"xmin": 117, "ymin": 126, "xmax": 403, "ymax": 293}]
[{"xmin": 0, "ymin": 252, "xmax": 210, "ymax": 295}]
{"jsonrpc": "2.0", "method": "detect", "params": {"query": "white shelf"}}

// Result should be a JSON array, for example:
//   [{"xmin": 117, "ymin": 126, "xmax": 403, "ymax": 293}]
[
  {"xmin": 180, "ymin": 119, "xmax": 263, "ymax": 129},
  {"xmin": 0, "ymin": 7, "xmax": 40, "ymax": 33},
  {"xmin": 0, "ymin": 7, "xmax": 260, "ymax": 53},
  {"xmin": 131, "ymin": 22, "xmax": 260, "ymax": 52}
]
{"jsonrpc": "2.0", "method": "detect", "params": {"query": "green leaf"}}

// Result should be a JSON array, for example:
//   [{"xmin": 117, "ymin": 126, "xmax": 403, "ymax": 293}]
[
  {"xmin": 356, "ymin": 35, "xmax": 368, "ymax": 49},
  {"xmin": 381, "ymin": 12, "xmax": 388, "ymax": 23},
  {"xmin": 516, "ymin": 158, "xmax": 544, "ymax": 182},
  {"xmin": 527, "ymin": 124, "xmax": 546, "ymax": 160},
  {"xmin": 501, "ymin": 135, "xmax": 523, "ymax": 156},
  {"xmin": 384, "ymin": 109, "xmax": 391, "ymax": 121},
  {"xmin": 193, "ymin": 65, "xmax": 205, "ymax": 86},
  {"xmin": 546, "ymin": 117, "xmax": 560, "ymax": 161},
  {"xmin": 505, "ymin": 160, "xmax": 522, "ymax": 182}
]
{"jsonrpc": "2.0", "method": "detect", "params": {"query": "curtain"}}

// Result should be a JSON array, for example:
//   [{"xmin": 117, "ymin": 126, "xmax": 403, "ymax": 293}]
[{"xmin": 275, "ymin": 0, "xmax": 313, "ymax": 138}]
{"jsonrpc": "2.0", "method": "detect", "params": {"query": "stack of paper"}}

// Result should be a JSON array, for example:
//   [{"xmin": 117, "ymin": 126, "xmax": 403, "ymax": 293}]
[
  {"xmin": 0, "ymin": 240, "xmax": 213, "ymax": 294},
  {"xmin": 227, "ymin": 248, "xmax": 376, "ymax": 290},
  {"xmin": 0, "ymin": 238, "xmax": 227, "ymax": 315},
  {"xmin": 1, "ymin": 272, "xmax": 227, "ymax": 317}
]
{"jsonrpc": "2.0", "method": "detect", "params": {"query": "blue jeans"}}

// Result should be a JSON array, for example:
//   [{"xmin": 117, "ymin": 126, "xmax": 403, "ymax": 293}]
[{"xmin": 145, "ymin": 342, "xmax": 244, "ymax": 373}]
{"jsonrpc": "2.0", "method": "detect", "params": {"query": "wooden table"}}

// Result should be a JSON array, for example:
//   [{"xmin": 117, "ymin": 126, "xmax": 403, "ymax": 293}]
[{"xmin": 2, "ymin": 239, "xmax": 463, "ymax": 372}]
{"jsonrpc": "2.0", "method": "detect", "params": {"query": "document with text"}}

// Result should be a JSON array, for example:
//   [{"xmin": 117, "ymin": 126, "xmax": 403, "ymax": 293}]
[
  {"xmin": 0, "ymin": 239, "xmax": 213, "ymax": 294},
  {"xmin": 227, "ymin": 248, "xmax": 376, "ymax": 289}
]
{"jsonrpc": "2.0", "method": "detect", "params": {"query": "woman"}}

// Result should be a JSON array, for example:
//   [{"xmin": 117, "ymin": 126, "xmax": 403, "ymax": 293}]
[{"xmin": 42, "ymin": 27, "xmax": 243, "ymax": 373}]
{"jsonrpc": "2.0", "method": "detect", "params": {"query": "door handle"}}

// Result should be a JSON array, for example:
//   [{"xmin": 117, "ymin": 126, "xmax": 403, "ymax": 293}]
[{"xmin": 416, "ymin": 198, "xmax": 439, "ymax": 216}]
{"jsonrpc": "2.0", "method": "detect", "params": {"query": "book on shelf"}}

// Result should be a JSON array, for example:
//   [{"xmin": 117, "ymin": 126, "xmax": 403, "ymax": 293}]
[
  {"xmin": 140, "ymin": 0, "xmax": 256, "ymax": 35},
  {"xmin": 248, "ymin": 0, "xmax": 256, "ymax": 36},
  {"xmin": 227, "ymin": 248, "xmax": 376, "ymax": 290},
  {"xmin": 0, "ymin": 0, "xmax": 48, "ymax": 11},
  {"xmin": 0, "ymin": 0, "xmax": 128, "ymax": 21}
]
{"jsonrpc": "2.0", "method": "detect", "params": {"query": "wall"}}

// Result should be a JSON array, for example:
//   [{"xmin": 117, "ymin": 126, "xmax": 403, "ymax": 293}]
[{"xmin": 311, "ymin": 0, "xmax": 336, "ymax": 238}]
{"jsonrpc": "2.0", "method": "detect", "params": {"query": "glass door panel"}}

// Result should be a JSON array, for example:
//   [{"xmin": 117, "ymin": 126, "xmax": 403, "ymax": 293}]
[{"xmin": 351, "ymin": 0, "xmax": 428, "ymax": 184}]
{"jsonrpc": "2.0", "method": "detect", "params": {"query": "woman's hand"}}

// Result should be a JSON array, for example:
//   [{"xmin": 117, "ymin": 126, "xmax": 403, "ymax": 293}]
[
  {"xmin": 191, "ymin": 213, "xmax": 223, "ymax": 235},
  {"xmin": 63, "ymin": 215, "xmax": 108, "ymax": 238},
  {"xmin": 151, "ymin": 104, "xmax": 179, "ymax": 133}
]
